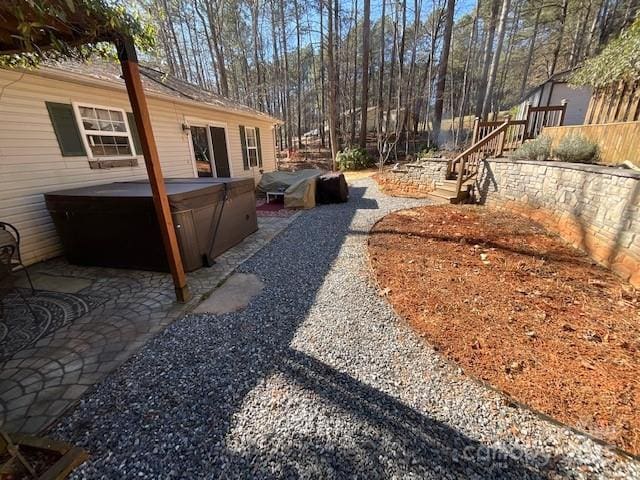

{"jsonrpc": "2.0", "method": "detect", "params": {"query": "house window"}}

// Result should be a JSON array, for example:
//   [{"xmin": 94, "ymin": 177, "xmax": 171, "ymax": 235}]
[
  {"xmin": 74, "ymin": 104, "xmax": 135, "ymax": 159},
  {"xmin": 244, "ymin": 126, "xmax": 259, "ymax": 167}
]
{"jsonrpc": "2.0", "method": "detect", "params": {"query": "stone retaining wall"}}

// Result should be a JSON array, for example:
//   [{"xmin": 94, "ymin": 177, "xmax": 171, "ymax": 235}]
[
  {"xmin": 389, "ymin": 158, "xmax": 448, "ymax": 191},
  {"xmin": 476, "ymin": 159, "xmax": 640, "ymax": 286},
  {"xmin": 390, "ymin": 158, "xmax": 640, "ymax": 286}
]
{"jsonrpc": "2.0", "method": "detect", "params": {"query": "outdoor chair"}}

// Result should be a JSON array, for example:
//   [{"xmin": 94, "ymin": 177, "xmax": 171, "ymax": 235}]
[
  {"xmin": 0, "ymin": 221, "xmax": 34, "ymax": 293},
  {"xmin": 0, "ymin": 244, "xmax": 36, "ymax": 322}
]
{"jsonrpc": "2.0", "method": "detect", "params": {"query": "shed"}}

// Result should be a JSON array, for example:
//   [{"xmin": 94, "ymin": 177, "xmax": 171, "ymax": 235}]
[{"xmin": 517, "ymin": 69, "xmax": 593, "ymax": 126}]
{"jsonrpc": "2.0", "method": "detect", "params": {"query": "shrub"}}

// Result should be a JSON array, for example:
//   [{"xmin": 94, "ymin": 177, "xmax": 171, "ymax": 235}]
[
  {"xmin": 336, "ymin": 147, "xmax": 375, "ymax": 170},
  {"xmin": 512, "ymin": 135, "xmax": 552, "ymax": 161},
  {"xmin": 419, "ymin": 145, "xmax": 439, "ymax": 158},
  {"xmin": 553, "ymin": 134, "xmax": 600, "ymax": 164}
]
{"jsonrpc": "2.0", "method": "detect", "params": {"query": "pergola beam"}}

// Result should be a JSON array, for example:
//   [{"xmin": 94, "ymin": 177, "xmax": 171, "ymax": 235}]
[{"xmin": 117, "ymin": 39, "xmax": 191, "ymax": 303}]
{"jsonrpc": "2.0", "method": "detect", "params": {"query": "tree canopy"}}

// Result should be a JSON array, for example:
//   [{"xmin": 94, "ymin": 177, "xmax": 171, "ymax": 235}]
[
  {"xmin": 0, "ymin": 0, "xmax": 155, "ymax": 67},
  {"xmin": 571, "ymin": 16, "xmax": 640, "ymax": 88}
]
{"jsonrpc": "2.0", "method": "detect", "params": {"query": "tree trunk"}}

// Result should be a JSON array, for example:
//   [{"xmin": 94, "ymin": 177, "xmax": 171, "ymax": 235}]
[
  {"xmin": 495, "ymin": 0, "xmax": 520, "ymax": 114},
  {"xmin": 350, "ymin": 0, "xmax": 359, "ymax": 145},
  {"xmin": 385, "ymin": 1, "xmax": 399, "ymax": 134},
  {"xmin": 376, "ymin": 0, "xmax": 387, "ymax": 137},
  {"xmin": 519, "ymin": 5, "xmax": 541, "ymax": 98},
  {"xmin": 279, "ymin": 0, "xmax": 292, "ymax": 148},
  {"xmin": 405, "ymin": 0, "xmax": 421, "ymax": 153},
  {"xmin": 327, "ymin": 0, "xmax": 340, "ymax": 168},
  {"xmin": 205, "ymin": 1, "xmax": 229, "ymax": 97},
  {"xmin": 549, "ymin": 0, "xmax": 569, "ymax": 76},
  {"xmin": 320, "ymin": 0, "xmax": 326, "ymax": 147},
  {"xmin": 457, "ymin": 2, "xmax": 479, "ymax": 145},
  {"xmin": 481, "ymin": 0, "xmax": 510, "ymax": 119},
  {"xmin": 475, "ymin": 0, "xmax": 499, "ymax": 117},
  {"xmin": 432, "ymin": 0, "xmax": 456, "ymax": 141},
  {"xmin": 359, "ymin": 0, "xmax": 372, "ymax": 147},
  {"xmin": 294, "ymin": 0, "xmax": 303, "ymax": 148},
  {"xmin": 252, "ymin": 0, "xmax": 264, "ymax": 110}
]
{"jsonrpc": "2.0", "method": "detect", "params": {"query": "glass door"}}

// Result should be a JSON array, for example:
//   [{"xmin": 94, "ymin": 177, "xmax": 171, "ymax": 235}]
[{"xmin": 190, "ymin": 126, "xmax": 213, "ymax": 177}]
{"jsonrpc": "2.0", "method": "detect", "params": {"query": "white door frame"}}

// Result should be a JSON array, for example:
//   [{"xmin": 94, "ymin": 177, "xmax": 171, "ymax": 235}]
[{"xmin": 185, "ymin": 117, "xmax": 233, "ymax": 178}]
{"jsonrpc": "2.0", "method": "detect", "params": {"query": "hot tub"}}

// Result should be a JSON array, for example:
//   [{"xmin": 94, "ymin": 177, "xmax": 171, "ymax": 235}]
[{"xmin": 44, "ymin": 177, "xmax": 257, "ymax": 272}]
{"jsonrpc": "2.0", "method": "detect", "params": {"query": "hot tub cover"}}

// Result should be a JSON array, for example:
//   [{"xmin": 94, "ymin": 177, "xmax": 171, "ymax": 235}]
[{"xmin": 256, "ymin": 169, "xmax": 323, "ymax": 209}]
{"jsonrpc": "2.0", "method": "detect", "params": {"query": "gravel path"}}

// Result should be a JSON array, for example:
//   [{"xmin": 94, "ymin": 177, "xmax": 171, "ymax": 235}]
[{"xmin": 53, "ymin": 178, "xmax": 639, "ymax": 479}]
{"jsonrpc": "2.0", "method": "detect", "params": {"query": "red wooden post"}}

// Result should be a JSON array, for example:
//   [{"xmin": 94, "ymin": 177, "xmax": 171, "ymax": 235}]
[{"xmin": 117, "ymin": 39, "xmax": 191, "ymax": 303}]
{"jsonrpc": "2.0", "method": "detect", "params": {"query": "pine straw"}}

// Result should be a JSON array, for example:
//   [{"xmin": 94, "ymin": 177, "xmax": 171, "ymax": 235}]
[{"xmin": 368, "ymin": 205, "xmax": 640, "ymax": 456}]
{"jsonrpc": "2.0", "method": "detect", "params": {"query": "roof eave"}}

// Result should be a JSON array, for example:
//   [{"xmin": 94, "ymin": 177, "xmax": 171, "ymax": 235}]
[{"xmin": 15, "ymin": 65, "xmax": 283, "ymax": 125}]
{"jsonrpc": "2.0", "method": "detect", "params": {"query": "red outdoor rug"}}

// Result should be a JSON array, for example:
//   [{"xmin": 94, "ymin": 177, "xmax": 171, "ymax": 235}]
[{"xmin": 256, "ymin": 199, "xmax": 298, "ymax": 217}]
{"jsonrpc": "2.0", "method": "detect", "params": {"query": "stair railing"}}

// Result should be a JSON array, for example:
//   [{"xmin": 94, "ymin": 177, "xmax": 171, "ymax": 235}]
[{"xmin": 448, "ymin": 120, "xmax": 510, "ymax": 199}]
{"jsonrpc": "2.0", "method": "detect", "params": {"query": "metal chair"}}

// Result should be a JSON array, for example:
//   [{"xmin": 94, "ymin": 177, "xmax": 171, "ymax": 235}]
[
  {"xmin": 0, "ymin": 221, "xmax": 34, "ymax": 293},
  {"xmin": 0, "ymin": 244, "xmax": 36, "ymax": 322}
]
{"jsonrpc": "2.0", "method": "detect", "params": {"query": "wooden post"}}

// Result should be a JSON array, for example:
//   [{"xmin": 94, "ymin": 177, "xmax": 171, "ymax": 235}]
[
  {"xmin": 472, "ymin": 117, "xmax": 480, "ymax": 143},
  {"xmin": 117, "ymin": 39, "xmax": 191, "ymax": 303},
  {"xmin": 559, "ymin": 99, "xmax": 568, "ymax": 126},
  {"xmin": 524, "ymin": 101, "xmax": 532, "ymax": 139},
  {"xmin": 497, "ymin": 116, "xmax": 509, "ymax": 156}
]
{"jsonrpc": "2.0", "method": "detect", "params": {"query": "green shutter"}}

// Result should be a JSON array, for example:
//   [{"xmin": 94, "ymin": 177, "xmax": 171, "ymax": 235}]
[
  {"xmin": 127, "ymin": 112, "xmax": 143, "ymax": 155},
  {"xmin": 239, "ymin": 125, "xmax": 249, "ymax": 170},
  {"xmin": 45, "ymin": 102, "xmax": 86, "ymax": 156},
  {"xmin": 255, "ymin": 127, "xmax": 263, "ymax": 168}
]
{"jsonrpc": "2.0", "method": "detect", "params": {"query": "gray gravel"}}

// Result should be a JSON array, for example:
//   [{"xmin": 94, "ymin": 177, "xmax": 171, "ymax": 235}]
[{"xmin": 53, "ymin": 178, "xmax": 639, "ymax": 479}]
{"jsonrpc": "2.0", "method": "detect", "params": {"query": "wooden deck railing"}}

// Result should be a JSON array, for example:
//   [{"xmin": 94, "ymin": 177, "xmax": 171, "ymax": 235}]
[
  {"xmin": 447, "ymin": 102, "xmax": 568, "ymax": 201},
  {"xmin": 448, "ymin": 120, "xmax": 511, "ymax": 198},
  {"xmin": 526, "ymin": 101, "xmax": 567, "ymax": 138},
  {"xmin": 473, "ymin": 101, "xmax": 567, "ymax": 146},
  {"xmin": 473, "ymin": 118, "xmax": 527, "ymax": 151}
]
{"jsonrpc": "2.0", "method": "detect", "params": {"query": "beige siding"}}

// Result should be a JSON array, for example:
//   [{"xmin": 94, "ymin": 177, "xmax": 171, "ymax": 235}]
[{"xmin": 0, "ymin": 69, "xmax": 278, "ymax": 265}]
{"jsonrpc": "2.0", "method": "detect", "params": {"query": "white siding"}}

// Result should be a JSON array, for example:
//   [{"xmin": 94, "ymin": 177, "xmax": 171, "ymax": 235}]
[
  {"xmin": 548, "ymin": 84, "xmax": 592, "ymax": 126},
  {"xmin": 0, "ymin": 69, "xmax": 278, "ymax": 265},
  {"xmin": 517, "ymin": 82, "xmax": 592, "ymax": 126}
]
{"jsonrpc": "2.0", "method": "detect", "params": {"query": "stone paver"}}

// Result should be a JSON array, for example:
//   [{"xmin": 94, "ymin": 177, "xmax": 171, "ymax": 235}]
[
  {"xmin": 0, "ymin": 214, "xmax": 298, "ymax": 435},
  {"xmin": 192, "ymin": 273, "xmax": 264, "ymax": 314}
]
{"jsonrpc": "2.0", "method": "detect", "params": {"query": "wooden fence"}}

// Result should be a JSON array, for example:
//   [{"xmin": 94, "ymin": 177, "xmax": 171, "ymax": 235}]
[
  {"xmin": 586, "ymin": 80, "xmax": 640, "ymax": 124},
  {"xmin": 472, "ymin": 103, "xmax": 567, "ymax": 150},
  {"xmin": 543, "ymin": 121, "xmax": 640, "ymax": 166}
]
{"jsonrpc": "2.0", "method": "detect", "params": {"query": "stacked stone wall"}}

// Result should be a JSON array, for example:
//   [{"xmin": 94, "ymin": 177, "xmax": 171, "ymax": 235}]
[{"xmin": 387, "ymin": 158, "xmax": 640, "ymax": 286}]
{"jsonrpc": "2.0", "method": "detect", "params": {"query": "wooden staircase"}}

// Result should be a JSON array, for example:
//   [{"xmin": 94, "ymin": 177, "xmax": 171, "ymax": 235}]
[
  {"xmin": 429, "ymin": 179, "xmax": 474, "ymax": 203},
  {"xmin": 426, "ymin": 105, "xmax": 569, "ymax": 204},
  {"xmin": 428, "ymin": 119, "xmax": 512, "ymax": 204}
]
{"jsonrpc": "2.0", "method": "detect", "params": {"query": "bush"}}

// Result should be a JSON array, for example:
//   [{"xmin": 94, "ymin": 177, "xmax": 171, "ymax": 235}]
[
  {"xmin": 512, "ymin": 135, "xmax": 552, "ymax": 161},
  {"xmin": 553, "ymin": 134, "xmax": 600, "ymax": 164},
  {"xmin": 419, "ymin": 146, "xmax": 439, "ymax": 157},
  {"xmin": 336, "ymin": 147, "xmax": 375, "ymax": 170}
]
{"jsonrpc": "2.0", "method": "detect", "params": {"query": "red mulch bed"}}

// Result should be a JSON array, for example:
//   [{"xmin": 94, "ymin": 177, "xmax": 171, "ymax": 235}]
[
  {"xmin": 255, "ymin": 199, "xmax": 298, "ymax": 217},
  {"xmin": 368, "ymin": 205, "xmax": 640, "ymax": 456}
]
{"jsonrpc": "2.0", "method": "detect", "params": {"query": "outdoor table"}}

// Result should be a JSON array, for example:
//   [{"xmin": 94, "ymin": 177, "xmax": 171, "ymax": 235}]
[{"xmin": 266, "ymin": 191, "xmax": 285, "ymax": 204}]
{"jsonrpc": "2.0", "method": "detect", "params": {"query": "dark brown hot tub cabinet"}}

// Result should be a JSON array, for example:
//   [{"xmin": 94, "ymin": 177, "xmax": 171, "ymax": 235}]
[{"xmin": 44, "ymin": 178, "xmax": 257, "ymax": 272}]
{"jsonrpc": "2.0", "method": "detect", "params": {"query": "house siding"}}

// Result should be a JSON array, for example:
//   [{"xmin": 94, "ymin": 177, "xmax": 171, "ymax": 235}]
[
  {"xmin": 0, "ymin": 68, "xmax": 278, "ymax": 265},
  {"xmin": 517, "ymin": 82, "xmax": 592, "ymax": 126}
]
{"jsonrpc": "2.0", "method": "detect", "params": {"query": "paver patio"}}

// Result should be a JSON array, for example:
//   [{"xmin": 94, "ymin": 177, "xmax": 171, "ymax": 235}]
[{"xmin": 0, "ymin": 214, "xmax": 298, "ymax": 436}]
